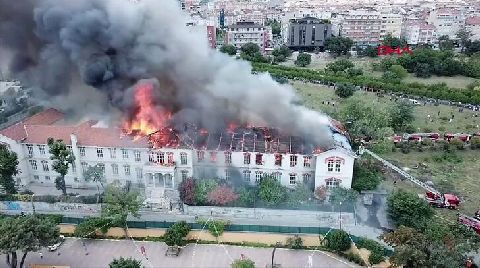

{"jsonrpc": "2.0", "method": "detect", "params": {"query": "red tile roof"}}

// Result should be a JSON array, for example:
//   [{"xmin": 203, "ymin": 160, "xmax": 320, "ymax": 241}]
[
  {"xmin": 0, "ymin": 108, "xmax": 149, "ymax": 148},
  {"xmin": 466, "ymin": 16, "xmax": 480, "ymax": 26},
  {"xmin": 0, "ymin": 108, "xmax": 64, "ymax": 141}
]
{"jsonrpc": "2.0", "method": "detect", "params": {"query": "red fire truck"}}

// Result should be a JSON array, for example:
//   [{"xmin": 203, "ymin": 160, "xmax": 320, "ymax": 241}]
[
  {"xmin": 425, "ymin": 191, "xmax": 460, "ymax": 209},
  {"xmin": 458, "ymin": 214, "xmax": 480, "ymax": 235}
]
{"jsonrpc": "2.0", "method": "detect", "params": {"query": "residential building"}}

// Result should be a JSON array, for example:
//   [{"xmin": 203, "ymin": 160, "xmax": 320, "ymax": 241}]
[
  {"xmin": 380, "ymin": 13, "xmax": 403, "ymax": 39},
  {"xmin": 427, "ymin": 8, "xmax": 465, "ymax": 39},
  {"xmin": 341, "ymin": 9, "xmax": 382, "ymax": 46},
  {"xmin": 186, "ymin": 23, "xmax": 217, "ymax": 49},
  {"xmin": 0, "ymin": 109, "xmax": 355, "ymax": 206},
  {"xmin": 286, "ymin": 16, "xmax": 332, "ymax": 51},
  {"xmin": 226, "ymin": 21, "xmax": 272, "ymax": 51},
  {"xmin": 466, "ymin": 16, "xmax": 480, "ymax": 40},
  {"xmin": 402, "ymin": 20, "xmax": 437, "ymax": 45}
]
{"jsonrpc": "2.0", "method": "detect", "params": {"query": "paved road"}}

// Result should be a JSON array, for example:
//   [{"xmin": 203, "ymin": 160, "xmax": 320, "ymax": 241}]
[{"xmin": 11, "ymin": 238, "xmax": 357, "ymax": 268}]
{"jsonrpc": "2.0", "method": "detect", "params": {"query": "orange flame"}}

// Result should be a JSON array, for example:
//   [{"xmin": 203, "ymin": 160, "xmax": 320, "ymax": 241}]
[{"xmin": 123, "ymin": 82, "xmax": 171, "ymax": 139}]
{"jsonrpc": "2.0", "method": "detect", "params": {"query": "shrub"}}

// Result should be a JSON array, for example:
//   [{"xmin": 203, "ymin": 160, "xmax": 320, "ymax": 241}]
[
  {"xmin": 220, "ymin": 44, "xmax": 237, "ymax": 56},
  {"xmin": 231, "ymin": 258, "xmax": 255, "ymax": 268},
  {"xmin": 109, "ymin": 257, "xmax": 142, "ymax": 268},
  {"xmin": 450, "ymin": 138, "xmax": 465, "ymax": 150},
  {"xmin": 326, "ymin": 230, "xmax": 351, "ymax": 251},
  {"xmin": 164, "ymin": 221, "xmax": 191, "ymax": 246},
  {"xmin": 335, "ymin": 83, "xmax": 355, "ymax": 98},
  {"xmin": 286, "ymin": 235, "xmax": 303, "ymax": 249},
  {"xmin": 295, "ymin": 52, "xmax": 312, "ymax": 67},
  {"xmin": 314, "ymin": 186, "xmax": 327, "ymax": 201},
  {"xmin": 347, "ymin": 67, "xmax": 364, "ymax": 77},
  {"xmin": 356, "ymin": 238, "xmax": 385, "ymax": 264},
  {"xmin": 389, "ymin": 65, "xmax": 408, "ymax": 79},
  {"xmin": 343, "ymin": 252, "xmax": 366, "ymax": 266},
  {"xmin": 207, "ymin": 185, "xmax": 238, "ymax": 206},
  {"xmin": 198, "ymin": 219, "xmax": 230, "ymax": 239},
  {"xmin": 326, "ymin": 59, "xmax": 355, "ymax": 73},
  {"xmin": 471, "ymin": 136, "xmax": 480, "ymax": 149},
  {"xmin": 179, "ymin": 178, "xmax": 197, "ymax": 205},
  {"xmin": 352, "ymin": 165, "xmax": 382, "ymax": 192},
  {"xmin": 258, "ymin": 175, "xmax": 287, "ymax": 205}
]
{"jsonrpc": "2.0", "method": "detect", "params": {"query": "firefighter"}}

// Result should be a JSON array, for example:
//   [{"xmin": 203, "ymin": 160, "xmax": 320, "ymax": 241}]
[{"xmin": 466, "ymin": 258, "xmax": 478, "ymax": 268}]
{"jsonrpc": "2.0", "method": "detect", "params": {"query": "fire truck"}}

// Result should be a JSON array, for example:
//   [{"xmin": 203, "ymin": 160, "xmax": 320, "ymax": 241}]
[
  {"xmin": 458, "ymin": 214, "xmax": 480, "ymax": 235},
  {"xmin": 393, "ymin": 132, "xmax": 480, "ymax": 144},
  {"xmin": 425, "ymin": 191, "xmax": 460, "ymax": 209}
]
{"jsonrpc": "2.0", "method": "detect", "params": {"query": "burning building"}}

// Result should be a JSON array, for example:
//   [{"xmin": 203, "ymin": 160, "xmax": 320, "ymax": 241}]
[{"xmin": 0, "ymin": 0, "xmax": 355, "ymax": 204}]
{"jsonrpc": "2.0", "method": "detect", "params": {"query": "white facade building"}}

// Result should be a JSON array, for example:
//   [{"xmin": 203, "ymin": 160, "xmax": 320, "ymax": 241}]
[
  {"xmin": 380, "ymin": 13, "xmax": 403, "ymax": 39},
  {"xmin": 427, "ymin": 8, "xmax": 465, "ymax": 39},
  {"xmin": 226, "ymin": 21, "xmax": 272, "ymax": 51},
  {"xmin": 341, "ymin": 9, "xmax": 382, "ymax": 46},
  {"xmin": 0, "ymin": 109, "xmax": 355, "ymax": 204},
  {"xmin": 466, "ymin": 16, "xmax": 480, "ymax": 40},
  {"xmin": 402, "ymin": 20, "xmax": 437, "ymax": 45}
]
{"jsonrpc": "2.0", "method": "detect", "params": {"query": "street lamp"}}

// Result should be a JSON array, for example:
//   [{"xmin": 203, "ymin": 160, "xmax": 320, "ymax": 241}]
[
  {"xmin": 339, "ymin": 201, "xmax": 342, "ymax": 230},
  {"xmin": 271, "ymin": 242, "xmax": 281, "ymax": 268}
]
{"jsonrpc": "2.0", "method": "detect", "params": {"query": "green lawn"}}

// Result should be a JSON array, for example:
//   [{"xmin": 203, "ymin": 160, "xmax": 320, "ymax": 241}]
[
  {"xmin": 403, "ymin": 74, "xmax": 476, "ymax": 89},
  {"xmin": 293, "ymin": 80, "xmax": 480, "ymax": 133},
  {"xmin": 379, "ymin": 150, "xmax": 480, "ymax": 218}
]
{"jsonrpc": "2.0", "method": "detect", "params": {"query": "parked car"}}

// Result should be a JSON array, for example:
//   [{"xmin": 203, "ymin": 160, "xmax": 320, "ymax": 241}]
[{"xmin": 48, "ymin": 235, "xmax": 65, "ymax": 251}]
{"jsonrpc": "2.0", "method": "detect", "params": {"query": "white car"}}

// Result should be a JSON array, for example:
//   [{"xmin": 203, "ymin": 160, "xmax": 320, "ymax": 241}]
[{"xmin": 48, "ymin": 235, "xmax": 65, "ymax": 251}]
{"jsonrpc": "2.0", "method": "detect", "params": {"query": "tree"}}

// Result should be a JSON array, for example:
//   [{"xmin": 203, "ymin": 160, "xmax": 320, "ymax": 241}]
[
  {"xmin": 47, "ymin": 138, "xmax": 75, "ymax": 195},
  {"xmin": 294, "ymin": 52, "xmax": 312, "ymax": 67},
  {"xmin": 414, "ymin": 62, "xmax": 432, "ymax": 78},
  {"xmin": 241, "ymin": 43, "xmax": 260, "ymax": 56},
  {"xmin": 457, "ymin": 28, "xmax": 471, "ymax": 53},
  {"xmin": 272, "ymin": 45, "xmax": 292, "ymax": 63},
  {"xmin": 382, "ymin": 70, "xmax": 401, "ymax": 83},
  {"xmin": 164, "ymin": 221, "xmax": 191, "ymax": 246},
  {"xmin": 220, "ymin": 44, "xmax": 237, "ymax": 56},
  {"xmin": 335, "ymin": 83, "xmax": 355, "ymax": 98},
  {"xmin": 0, "ymin": 215, "xmax": 60, "ymax": 268},
  {"xmin": 389, "ymin": 65, "xmax": 408, "ymax": 79},
  {"xmin": 325, "ymin": 36, "xmax": 354, "ymax": 56},
  {"xmin": 208, "ymin": 185, "xmax": 239, "ymax": 205},
  {"xmin": 314, "ymin": 186, "xmax": 327, "ymax": 201},
  {"xmin": 194, "ymin": 179, "xmax": 218, "ymax": 205},
  {"xmin": 286, "ymin": 183, "xmax": 311, "ymax": 207},
  {"xmin": 326, "ymin": 59, "xmax": 354, "ymax": 73},
  {"xmin": 438, "ymin": 35, "xmax": 454, "ymax": 51},
  {"xmin": 356, "ymin": 45, "xmax": 378, "ymax": 57},
  {"xmin": 109, "ymin": 257, "xmax": 142, "ymax": 268},
  {"xmin": 84, "ymin": 164, "xmax": 106, "ymax": 202},
  {"xmin": 346, "ymin": 67, "xmax": 363, "ymax": 77},
  {"xmin": 179, "ymin": 178, "xmax": 197, "ymax": 205},
  {"xmin": 74, "ymin": 217, "xmax": 112, "ymax": 238},
  {"xmin": 329, "ymin": 187, "xmax": 358, "ymax": 205},
  {"xmin": 237, "ymin": 186, "xmax": 255, "ymax": 207},
  {"xmin": 231, "ymin": 258, "xmax": 255, "ymax": 268},
  {"xmin": 326, "ymin": 230, "xmax": 351, "ymax": 252},
  {"xmin": 102, "ymin": 183, "xmax": 143, "ymax": 237},
  {"xmin": 389, "ymin": 100, "xmax": 414, "ymax": 132},
  {"xmin": 0, "ymin": 144, "xmax": 19, "ymax": 194},
  {"xmin": 352, "ymin": 164, "xmax": 382, "ymax": 191},
  {"xmin": 271, "ymin": 20, "xmax": 281, "ymax": 36},
  {"xmin": 387, "ymin": 190, "xmax": 434, "ymax": 230},
  {"xmin": 286, "ymin": 235, "xmax": 303, "ymax": 249},
  {"xmin": 382, "ymin": 33, "xmax": 406, "ymax": 48},
  {"xmin": 465, "ymin": 40, "xmax": 480, "ymax": 55},
  {"xmin": 258, "ymin": 175, "xmax": 287, "ymax": 206}
]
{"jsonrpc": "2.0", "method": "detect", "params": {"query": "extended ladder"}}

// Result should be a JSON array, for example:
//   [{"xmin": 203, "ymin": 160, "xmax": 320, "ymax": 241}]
[{"xmin": 359, "ymin": 147, "xmax": 440, "ymax": 195}]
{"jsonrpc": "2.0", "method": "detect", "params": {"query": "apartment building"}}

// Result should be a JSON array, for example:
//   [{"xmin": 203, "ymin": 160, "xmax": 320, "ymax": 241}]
[
  {"xmin": 380, "ymin": 13, "xmax": 403, "ymax": 39},
  {"xmin": 402, "ymin": 20, "xmax": 437, "ymax": 45},
  {"xmin": 0, "ymin": 109, "xmax": 355, "ymax": 205},
  {"xmin": 427, "ymin": 8, "xmax": 465, "ymax": 39},
  {"xmin": 466, "ymin": 16, "xmax": 480, "ymax": 40},
  {"xmin": 287, "ymin": 16, "xmax": 332, "ymax": 51},
  {"xmin": 341, "ymin": 9, "xmax": 382, "ymax": 46},
  {"xmin": 226, "ymin": 21, "xmax": 272, "ymax": 51}
]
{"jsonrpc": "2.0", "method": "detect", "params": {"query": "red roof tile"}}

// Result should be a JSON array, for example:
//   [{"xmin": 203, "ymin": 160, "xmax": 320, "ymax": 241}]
[{"xmin": 0, "ymin": 108, "xmax": 64, "ymax": 141}]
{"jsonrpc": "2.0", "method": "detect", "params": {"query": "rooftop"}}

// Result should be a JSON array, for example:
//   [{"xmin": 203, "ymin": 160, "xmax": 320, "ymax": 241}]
[{"xmin": 466, "ymin": 16, "xmax": 480, "ymax": 26}]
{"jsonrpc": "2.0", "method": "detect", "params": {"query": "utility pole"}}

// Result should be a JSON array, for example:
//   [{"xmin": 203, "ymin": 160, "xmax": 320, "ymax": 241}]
[
  {"xmin": 339, "ymin": 201, "xmax": 342, "ymax": 230},
  {"xmin": 31, "ymin": 194, "xmax": 36, "ymax": 214},
  {"xmin": 271, "ymin": 242, "xmax": 281, "ymax": 268}
]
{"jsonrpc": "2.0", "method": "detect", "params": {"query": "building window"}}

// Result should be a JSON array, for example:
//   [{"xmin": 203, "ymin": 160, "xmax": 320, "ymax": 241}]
[
  {"xmin": 165, "ymin": 152, "xmax": 173, "ymax": 164},
  {"xmin": 109, "ymin": 148, "xmax": 116, "ymax": 159},
  {"xmin": 273, "ymin": 172, "xmax": 282, "ymax": 181},
  {"xmin": 290, "ymin": 155, "xmax": 297, "ymax": 167},
  {"xmin": 225, "ymin": 152, "xmax": 232, "ymax": 165},
  {"xmin": 38, "ymin": 145, "xmax": 46, "ymax": 155},
  {"xmin": 97, "ymin": 148, "xmax": 103, "ymax": 158},
  {"xmin": 326, "ymin": 178, "xmax": 340, "ymax": 189},
  {"xmin": 274, "ymin": 154, "xmax": 282, "ymax": 166},
  {"xmin": 26, "ymin": 144, "xmax": 33, "ymax": 157},
  {"xmin": 124, "ymin": 165, "xmax": 131, "ymax": 176},
  {"xmin": 181, "ymin": 170, "xmax": 188, "ymax": 181},
  {"xmin": 122, "ymin": 149, "xmax": 129, "ymax": 159},
  {"xmin": 41, "ymin": 160, "xmax": 49, "ymax": 172},
  {"xmin": 136, "ymin": 168, "xmax": 143, "ymax": 179},
  {"xmin": 97, "ymin": 163, "xmax": 105, "ymax": 174},
  {"xmin": 210, "ymin": 151, "xmax": 217, "ymax": 162},
  {"xmin": 243, "ymin": 170, "xmax": 251, "ymax": 182},
  {"xmin": 165, "ymin": 174, "xmax": 173, "ymax": 188},
  {"xmin": 255, "ymin": 171, "xmax": 263, "ymax": 184},
  {"xmin": 33, "ymin": 175, "xmax": 39, "ymax": 180},
  {"xmin": 255, "ymin": 153, "xmax": 263, "ymax": 165},
  {"xmin": 327, "ymin": 160, "xmax": 334, "ymax": 172},
  {"xmin": 71, "ymin": 162, "xmax": 76, "ymax": 173},
  {"xmin": 225, "ymin": 169, "xmax": 230, "ymax": 180},
  {"xmin": 180, "ymin": 152, "xmax": 188, "ymax": 165},
  {"xmin": 197, "ymin": 151, "xmax": 205, "ymax": 162},
  {"xmin": 134, "ymin": 151, "xmax": 141, "ymax": 162},
  {"xmin": 335, "ymin": 160, "xmax": 341, "ymax": 172},
  {"xmin": 147, "ymin": 174, "xmax": 153, "ymax": 186},
  {"xmin": 79, "ymin": 147, "xmax": 85, "ymax": 157},
  {"xmin": 81, "ymin": 162, "xmax": 88, "ymax": 174},
  {"xmin": 289, "ymin": 173, "xmax": 297, "ymax": 185},
  {"xmin": 303, "ymin": 173, "xmax": 312, "ymax": 184},
  {"xmin": 243, "ymin": 153, "xmax": 250, "ymax": 164},
  {"xmin": 158, "ymin": 152, "xmax": 165, "ymax": 164},
  {"xmin": 112, "ymin": 164, "xmax": 119, "ymax": 175},
  {"xmin": 45, "ymin": 176, "xmax": 51, "ymax": 181},
  {"xmin": 29, "ymin": 160, "xmax": 37, "ymax": 170},
  {"xmin": 303, "ymin": 156, "xmax": 312, "ymax": 168}
]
